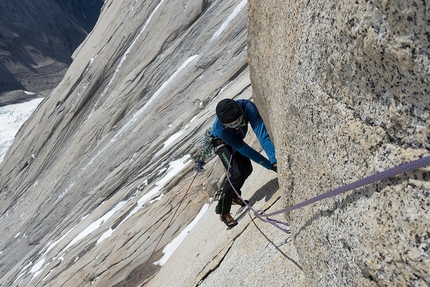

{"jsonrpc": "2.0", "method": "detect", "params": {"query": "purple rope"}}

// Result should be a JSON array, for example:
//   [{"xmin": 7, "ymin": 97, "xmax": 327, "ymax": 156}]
[
  {"xmin": 227, "ymin": 155, "xmax": 430, "ymax": 234},
  {"xmin": 226, "ymin": 175, "xmax": 291, "ymax": 233},
  {"xmin": 262, "ymin": 155, "xmax": 430, "ymax": 218},
  {"xmin": 226, "ymin": 154, "xmax": 291, "ymax": 233}
]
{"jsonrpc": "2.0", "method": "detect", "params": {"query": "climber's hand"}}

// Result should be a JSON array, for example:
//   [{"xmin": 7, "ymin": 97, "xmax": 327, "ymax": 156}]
[
  {"xmin": 271, "ymin": 163, "xmax": 277, "ymax": 173},
  {"xmin": 194, "ymin": 158, "xmax": 206, "ymax": 173}
]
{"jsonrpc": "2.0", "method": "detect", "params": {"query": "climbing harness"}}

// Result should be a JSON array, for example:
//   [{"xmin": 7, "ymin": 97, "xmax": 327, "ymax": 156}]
[{"xmin": 227, "ymin": 155, "xmax": 430, "ymax": 234}]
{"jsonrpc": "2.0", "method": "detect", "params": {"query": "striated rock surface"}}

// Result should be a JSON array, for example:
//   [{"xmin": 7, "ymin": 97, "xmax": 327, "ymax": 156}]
[
  {"xmin": 248, "ymin": 0, "xmax": 430, "ymax": 286},
  {"xmin": 0, "ymin": 0, "xmax": 257, "ymax": 286},
  {"xmin": 148, "ymin": 158, "xmax": 306, "ymax": 287}
]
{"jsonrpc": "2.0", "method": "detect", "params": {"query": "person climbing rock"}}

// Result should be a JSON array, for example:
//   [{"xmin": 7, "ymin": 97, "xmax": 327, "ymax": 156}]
[{"xmin": 211, "ymin": 98, "xmax": 277, "ymax": 227}]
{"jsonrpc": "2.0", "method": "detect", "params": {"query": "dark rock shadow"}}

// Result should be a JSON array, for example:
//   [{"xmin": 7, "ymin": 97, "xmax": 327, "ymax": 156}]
[
  {"xmin": 248, "ymin": 178, "xmax": 279, "ymax": 205},
  {"xmin": 235, "ymin": 178, "xmax": 279, "ymax": 222},
  {"xmin": 0, "ymin": 63, "xmax": 25, "ymax": 96},
  {"xmin": 250, "ymin": 213, "xmax": 303, "ymax": 272}
]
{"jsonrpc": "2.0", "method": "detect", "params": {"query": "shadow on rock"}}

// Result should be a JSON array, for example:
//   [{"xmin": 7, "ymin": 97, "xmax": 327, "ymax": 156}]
[
  {"xmin": 251, "ymin": 218, "xmax": 303, "ymax": 271},
  {"xmin": 234, "ymin": 178, "xmax": 279, "ymax": 222},
  {"xmin": 248, "ymin": 177, "xmax": 279, "ymax": 204}
]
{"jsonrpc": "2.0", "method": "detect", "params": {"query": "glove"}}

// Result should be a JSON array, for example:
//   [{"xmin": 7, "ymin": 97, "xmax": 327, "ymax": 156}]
[
  {"xmin": 271, "ymin": 163, "xmax": 277, "ymax": 173},
  {"xmin": 194, "ymin": 158, "xmax": 206, "ymax": 173}
]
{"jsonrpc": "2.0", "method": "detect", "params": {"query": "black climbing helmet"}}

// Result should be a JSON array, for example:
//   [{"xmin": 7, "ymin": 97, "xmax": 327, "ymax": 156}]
[{"xmin": 216, "ymin": 99, "xmax": 243, "ymax": 126}]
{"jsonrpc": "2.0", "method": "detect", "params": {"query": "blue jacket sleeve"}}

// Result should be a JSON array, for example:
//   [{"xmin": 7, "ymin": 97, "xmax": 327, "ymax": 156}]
[
  {"xmin": 243, "ymin": 101, "xmax": 277, "ymax": 165},
  {"xmin": 235, "ymin": 143, "xmax": 273, "ymax": 169},
  {"xmin": 212, "ymin": 100, "xmax": 277, "ymax": 170}
]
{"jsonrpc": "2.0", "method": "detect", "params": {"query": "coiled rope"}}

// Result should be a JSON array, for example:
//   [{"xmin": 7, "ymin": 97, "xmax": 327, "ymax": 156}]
[{"xmin": 227, "ymin": 155, "xmax": 430, "ymax": 234}]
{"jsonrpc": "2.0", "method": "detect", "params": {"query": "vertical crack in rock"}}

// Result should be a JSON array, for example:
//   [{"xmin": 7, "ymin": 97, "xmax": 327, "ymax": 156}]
[
  {"xmin": 195, "ymin": 232, "xmax": 242, "ymax": 286},
  {"xmin": 195, "ymin": 196, "xmax": 287, "ymax": 285}
]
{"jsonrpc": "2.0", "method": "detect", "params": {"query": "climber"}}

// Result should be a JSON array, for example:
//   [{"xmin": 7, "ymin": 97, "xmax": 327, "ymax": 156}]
[{"xmin": 211, "ymin": 98, "xmax": 277, "ymax": 227}]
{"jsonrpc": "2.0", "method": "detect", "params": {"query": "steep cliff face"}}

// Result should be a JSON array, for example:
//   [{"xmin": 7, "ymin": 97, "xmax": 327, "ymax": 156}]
[
  {"xmin": 0, "ymin": 0, "xmax": 252, "ymax": 286},
  {"xmin": 2, "ymin": 0, "xmax": 429, "ymax": 286},
  {"xmin": 248, "ymin": 0, "xmax": 430, "ymax": 286},
  {"xmin": 0, "ymin": 0, "xmax": 103, "ymax": 104}
]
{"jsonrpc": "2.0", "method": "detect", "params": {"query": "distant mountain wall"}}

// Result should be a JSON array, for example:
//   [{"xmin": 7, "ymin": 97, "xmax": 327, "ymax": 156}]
[
  {"xmin": 248, "ymin": 0, "xmax": 430, "ymax": 286},
  {"xmin": 0, "ymin": 0, "xmax": 103, "ymax": 104},
  {"xmin": 0, "ymin": 0, "xmax": 253, "ymax": 286}
]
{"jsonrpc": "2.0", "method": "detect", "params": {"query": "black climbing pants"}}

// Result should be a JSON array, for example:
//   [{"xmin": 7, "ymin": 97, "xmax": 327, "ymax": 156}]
[{"xmin": 213, "ymin": 139, "xmax": 253, "ymax": 215}]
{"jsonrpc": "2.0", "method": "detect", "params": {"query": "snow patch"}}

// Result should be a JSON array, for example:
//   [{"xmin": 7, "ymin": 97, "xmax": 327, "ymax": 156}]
[
  {"xmin": 154, "ymin": 203, "xmax": 209, "ymax": 266},
  {"xmin": 29, "ymin": 257, "xmax": 47, "ymax": 282},
  {"xmin": 0, "ymin": 98, "xmax": 43, "ymax": 163},
  {"xmin": 61, "ymin": 200, "xmax": 127, "ymax": 251},
  {"xmin": 96, "ymin": 155, "xmax": 192, "ymax": 244},
  {"xmin": 149, "ymin": 193, "xmax": 164, "ymax": 204},
  {"xmin": 211, "ymin": 0, "xmax": 247, "ymax": 41}
]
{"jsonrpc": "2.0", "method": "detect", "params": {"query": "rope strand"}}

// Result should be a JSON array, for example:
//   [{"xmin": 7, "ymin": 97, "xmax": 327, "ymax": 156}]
[
  {"xmin": 137, "ymin": 172, "xmax": 198, "ymax": 285},
  {"xmin": 263, "ymin": 155, "xmax": 430, "ymax": 218},
  {"xmin": 226, "ymin": 155, "xmax": 430, "ymax": 234}
]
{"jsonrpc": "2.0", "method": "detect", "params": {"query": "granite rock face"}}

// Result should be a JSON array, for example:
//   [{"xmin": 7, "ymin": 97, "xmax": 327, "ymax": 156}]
[
  {"xmin": 147, "ymin": 131, "xmax": 305, "ymax": 287},
  {"xmin": 248, "ymin": 0, "xmax": 430, "ymax": 286},
  {"xmin": 1, "ymin": 0, "xmax": 429, "ymax": 286}
]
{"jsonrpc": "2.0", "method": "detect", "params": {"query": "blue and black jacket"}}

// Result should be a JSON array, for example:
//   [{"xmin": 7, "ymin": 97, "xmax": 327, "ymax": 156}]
[{"xmin": 211, "ymin": 99, "xmax": 277, "ymax": 170}]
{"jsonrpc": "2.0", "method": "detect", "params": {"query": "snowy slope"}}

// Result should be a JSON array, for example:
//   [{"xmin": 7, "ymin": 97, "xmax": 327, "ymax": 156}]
[{"xmin": 0, "ymin": 97, "xmax": 43, "ymax": 162}]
